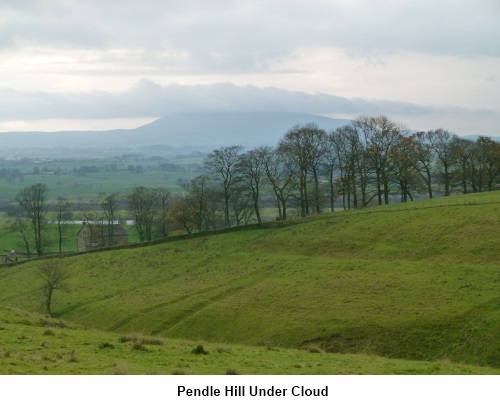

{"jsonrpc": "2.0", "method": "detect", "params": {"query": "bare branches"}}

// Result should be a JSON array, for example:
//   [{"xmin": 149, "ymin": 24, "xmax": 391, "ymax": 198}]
[{"xmin": 38, "ymin": 260, "xmax": 68, "ymax": 317}]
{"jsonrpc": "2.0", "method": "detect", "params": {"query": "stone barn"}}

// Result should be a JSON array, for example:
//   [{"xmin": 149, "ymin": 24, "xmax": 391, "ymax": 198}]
[{"xmin": 77, "ymin": 223, "xmax": 129, "ymax": 252}]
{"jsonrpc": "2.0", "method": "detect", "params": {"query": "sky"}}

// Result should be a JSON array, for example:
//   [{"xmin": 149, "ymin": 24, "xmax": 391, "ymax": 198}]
[{"xmin": 0, "ymin": 0, "xmax": 499, "ymax": 135}]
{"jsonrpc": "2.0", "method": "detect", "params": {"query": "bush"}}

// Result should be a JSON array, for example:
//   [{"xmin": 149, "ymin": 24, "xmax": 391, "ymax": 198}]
[{"xmin": 191, "ymin": 344, "xmax": 208, "ymax": 355}]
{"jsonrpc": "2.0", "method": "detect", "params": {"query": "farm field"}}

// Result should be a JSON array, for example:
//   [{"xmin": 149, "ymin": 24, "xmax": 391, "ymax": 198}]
[
  {"xmin": 0, "ymin": 191, "xmax": 499, "ymax": 374},
  {"xmin": 0, "ymin": 155, "xmax": 204, "ymax": 200}
]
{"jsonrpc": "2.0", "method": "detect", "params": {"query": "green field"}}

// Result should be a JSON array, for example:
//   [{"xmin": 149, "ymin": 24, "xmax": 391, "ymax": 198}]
[
  {"xmin": 0, "ymin": 155, "xmax": 204, "ymax": 200},
  {"xmin": 0, "ymin": 191, "xmax": 498, "ymax": 374}
]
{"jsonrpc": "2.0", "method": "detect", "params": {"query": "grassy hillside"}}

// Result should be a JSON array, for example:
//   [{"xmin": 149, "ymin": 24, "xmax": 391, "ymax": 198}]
[
  {"xmin": 0, "ymin": 307, "xmax": 496, "ymax": 375},
  {"xmin": 0, "ymin": 191, "xmax": 499, "ymax": 373}
]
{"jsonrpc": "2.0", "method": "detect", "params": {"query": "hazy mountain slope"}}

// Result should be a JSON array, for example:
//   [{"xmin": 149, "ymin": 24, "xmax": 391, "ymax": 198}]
[
  {"xmin": 132, "ymin": 112, "xmax": 350, "ymax": 148},
  {"xmin": 0, "ymin": 112, "xmax": 350, "ymax": 157},
  {"xmin": 1, "ymin": 112, "xmax": 497, "ymax": 158}
]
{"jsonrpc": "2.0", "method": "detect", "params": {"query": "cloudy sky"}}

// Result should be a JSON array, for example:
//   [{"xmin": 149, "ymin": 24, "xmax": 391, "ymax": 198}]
[{"xmin": 0, "ymin": 0, "xmax": 499, "ymax": 135}]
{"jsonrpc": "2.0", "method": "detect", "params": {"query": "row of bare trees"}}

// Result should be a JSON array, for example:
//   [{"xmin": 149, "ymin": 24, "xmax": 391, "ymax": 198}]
[
  {"xmin": 8, "ymin": 115, "xmax": 500, "ymax": 250},
  {"xmin": 80, "ymin": 188, "xmax": 173, "ymax": 245},
  {"xmin": 173, "ymin": 116, "xmax": 500, "ymax": 232}
]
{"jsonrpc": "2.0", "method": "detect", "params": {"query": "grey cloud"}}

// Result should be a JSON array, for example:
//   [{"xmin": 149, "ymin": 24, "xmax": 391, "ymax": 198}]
[
  {"xmin": 1, "ymin": 0, "xmax": 498, "ymax": 75},
  {"xmin": 0, "ymin": 79, "xmax": 496, "ymax": 121}
]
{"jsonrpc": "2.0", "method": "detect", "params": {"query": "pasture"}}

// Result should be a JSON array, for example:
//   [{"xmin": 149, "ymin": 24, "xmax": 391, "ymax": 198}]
[{"xmin": 0, "ymin": 191, "xmax": 498, "ymax": 373}]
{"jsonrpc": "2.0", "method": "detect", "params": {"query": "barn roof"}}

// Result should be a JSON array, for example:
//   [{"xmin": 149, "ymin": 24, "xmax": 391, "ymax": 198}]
[{"xmin": 78, "ymin": 223, "xmax": 128, "ymax": 236}]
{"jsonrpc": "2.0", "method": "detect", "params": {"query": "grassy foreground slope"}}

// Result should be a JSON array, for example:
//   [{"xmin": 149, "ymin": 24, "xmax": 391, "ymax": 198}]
[
  {"xmin": 0, "ymin": 192, "xmax": 499, "ymax": 371},
  {"xmin": 2, "ymin": 307, "xmax": 496, "ymax": 375}
]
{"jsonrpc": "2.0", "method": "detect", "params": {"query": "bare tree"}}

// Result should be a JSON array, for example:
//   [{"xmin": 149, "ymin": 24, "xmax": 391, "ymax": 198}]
[
  {"xmin": 262, "ymin": 146, "xmax": 296, "ymax": 220},
  {"xmin": 8, "ymin": 212, "xmax": 33, "ymax": 258},
  {"xmin": 155, "ymin": 187, "xmax": 172, "ymax": 238},
  {"xmin": 356, "ymin": 116, "xmax": 406, "ymax": 205},
  {"xmin": 412, "ymin": 132, "xmax": 435, "ymax": 199},
  {"xmin": 127, "ymin": 186, "xmax": 157, "ymax": 242},
  {"xmin": 330, "ymin": 125, "xmax": 370, "ymax": 209},
  {"xmin": 476, "ymin": 136, "xmax": 500, "ymax": 191},
  {"xmin": 16, "ymin": 183, "xmax": 48, "ymax": 256},
  {"xmin": 204, "ymin": 145, "xmax": 244, "ymax": 228},
  {"xmin": 182, "ymin": 175, "xmax": 221, "ymax": 231},
  {"xmin": 53, "ymin": 197, "xmax": 73, "ymax": 254},
  {"xmin": 278, "ymin": 123, "xmax": 327, "ymax": 216},
  {"xmin": 98, "ymin": 192, "xmax": 120, "ymax": 246},
  {"xmin": 38, "ymin": 260, "xmax": 68, "ymax": 317},
  {"xmin": 237, "ymin": 147, "xmax": 268, "ymax": 225},
  {"xmin": 428, "ymin": 129, "xmax": 458, "ymax": 196},
  {"xmin": 390, "ymin": 136, "xmax": 422, "ymax": 202},
  {"xmin": 449, "ymin": 136, "xmax": 475, "ymax": 194}
]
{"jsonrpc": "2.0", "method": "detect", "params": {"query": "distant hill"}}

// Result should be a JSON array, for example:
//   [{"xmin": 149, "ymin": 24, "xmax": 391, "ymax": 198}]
[
  {"xmin": 463, "ymin": 135, "xmax": 500, "ymax": 143},
  {"xmin": 1, "ymin": 112, "xmax": 497, "ymax": 158},
  {"xmin": 0, "ymin": 112, "xmax": 350, "ymax": 157},
  {"xmin": 133, "ymin": 112, "xmax": 351, "ymax": 149}
]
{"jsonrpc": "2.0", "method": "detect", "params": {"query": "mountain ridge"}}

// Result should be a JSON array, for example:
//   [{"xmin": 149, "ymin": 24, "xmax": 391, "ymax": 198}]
[
  {"xmin": 0, "ymin": 112, "xmax": 498, "ymax": 158},
  {"xmin": 0, "ymin": 112, "xmax": 349, "ymax": 157}
]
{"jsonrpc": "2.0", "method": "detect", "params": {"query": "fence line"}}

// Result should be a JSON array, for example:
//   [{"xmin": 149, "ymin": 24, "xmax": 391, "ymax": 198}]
[{"xmin": 334, "ymin": 196, "xmax": 499, "ymax": 217}]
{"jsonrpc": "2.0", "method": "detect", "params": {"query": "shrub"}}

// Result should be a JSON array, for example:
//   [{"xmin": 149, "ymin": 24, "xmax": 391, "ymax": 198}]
[{"xmin": 192, "ymin": 344, "xmax": 208, "ymax": 355}]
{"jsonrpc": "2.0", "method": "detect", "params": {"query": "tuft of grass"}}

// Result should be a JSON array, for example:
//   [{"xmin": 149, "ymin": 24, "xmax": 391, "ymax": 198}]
[
  {"xmin": 305, "ymin": 344, "xmax": 325, "ymax": 354},
  {"xmin": 98, "ymin": 342, "xmax": 115, "ymax": 350},
  {"xmin": 119, "ymin": 333, "xmax": 163, "ymax": 346},
  {"xmin": 172, "ymin": 369, "xmax": 191, "ymax": 375},
  {"xmin": 67, "ymin": 350, "xmax": 78, "ymax": 363},
  {"xmin": 131, "ymin": 342, "xmax": 146, "ymax": 351},
  {"xmin": 42, "ymin": 329, "xmax": 55, "ymax": 336},
  {"xmin": 140, "ymin": 336, "xmax": 164, "ymax": 346},
  {"xmin": 225, "ymin": 368, "xmax": 239, "ymax": 375},
  {"xmin": 111, "ymin": 362, "xmax": 132, "ymax": 375}
]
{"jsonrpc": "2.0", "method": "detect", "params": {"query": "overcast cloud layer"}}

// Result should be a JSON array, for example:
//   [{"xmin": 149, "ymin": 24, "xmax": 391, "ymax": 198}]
[{"xmin": 0, "ymin": 0, "xmax": 499, "ymax": 134}]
